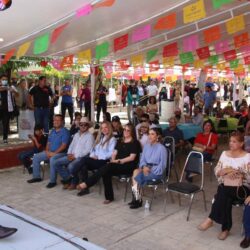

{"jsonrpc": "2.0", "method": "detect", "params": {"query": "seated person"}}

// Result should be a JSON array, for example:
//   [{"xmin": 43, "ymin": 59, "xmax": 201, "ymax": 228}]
[
  {"xmin": 237, "ymin": 98, "xmax": 248, "ymax": 112},
  {"xmin": 198, "ymin": 132, "xmax": 250, "ymax": 241},
  {"xmin": 192, "ymin": 120, "xmax": 218, "ymax": 162},
  {"xmin": 111, "ymin": 115, "xmax": 123, "ymax": 139},
  {"xmin": 129, "ymin": 128, "xmax": 167, "ymax": 209},
  {"xmin": 163, "ymin": 117, "xmax": 184, "ymax": 152},
  {"xmin": 137, "ymin": 121, "xmax": 150, "ymax": 148},
  {"xmin": 174, "ymin": 108, "xmax": 185, "ymax": 124},
  {"xmin": 149, "ymin": 113, "xmax": 160, "ymax": 126},
  {"xmin": 103, "ymin": 112, "xmax": 111, "ymax": 122},
  {"xmin": 223, "ymin": 102, "xmax": 235, "ymax": 117},
  {"xmin": 132, "ymin": 106, "xmax": 145, "ymax": 126},
  {"xmin": 185, "ymin": 106, "xmax": 204, "ymax": 127},
  {"xmin": 77, "ymin": 123, "xmax": 141, "ymax": 204},
  {"xmin": 69, "ymin": 112, "xmax": 82, "ymax": 137},
  {"xmin": 135, "ymin": 113, "xmax": 156, "ymax": 138},
  {"xmin": 73, "ymin": 121, "xmax": 117, "ymax": 196},
  {"xmin": 146, "ymin": 96, "xmax": 158, "ymax": 114},
  {"xmin": 18, "ymin": 124, "xmax": 47, "ymax": 174},
  {"xmin": 213, "ymin": 100, "xmax": 223, "ymax": 118},
  {"xmin": 27, "ymin": 115, "xmax": 70, "ymax": 183},
  {"xmin": 46, "ymin": 117, "xmax": 95, "ymax": 188}
]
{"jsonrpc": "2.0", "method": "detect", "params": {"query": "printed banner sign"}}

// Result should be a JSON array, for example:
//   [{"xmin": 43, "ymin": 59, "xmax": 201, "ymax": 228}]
[
  {"xmin": 179, "ymin": 52, "xmax": 194, "ymax": 64},
  {"xmin": 244, "ymin": 56, "xmax": 250, "ymax": 65},
  {"xmin": 214, "ymin": 40, "xmax": 230, "ymax": 54},
  {"xmin": 131, "ymin": 54, "xmax": 143, "ymax": 67},
  {"xmin": 224, "ymin": 50, "xmax": 237, "ymax": 61},
  {"xmin": 230, "ymin": 59, "xmax": 239, "ymax": 69},
  {"xmin": 132, "ymin": 24, "xmax": 151, "ymax": 43},
  {"xmin": 95, "ymin": 42, "xmax": 109, "ymax": 60},
  {"xmin": 154, "ymin": 13, "xmax": 176, "ymax": 30},
  {"xmin": 163, "ymin": 42, "xmax": 178, "ymax": 57},
  {"xmin": 114, "ymin": 34, "xmax": 128, "ymax": 52},
  {"xmin": 162, "ymin": 57, "xmax": 175, "ymax": 67},
  {"xmin": 212, "ymin": 0, "xmax": 234, "ymax": 10},
  {"xmin": 183, "ymin": 35, "xmax": 200, "ymax": 52},
  {"xmin": 203, "ymin": 26, "xmax": 221, "ymax": 44},
  {"xmin": 226, "ymin": 15, "xmax": 245, "ymax": 34},
  {"xmin": 78, "ymin": 49, "xmax": 91, "ymax": 64},
  {"xmin": 183, "ymin": 0, "xmax": 206, "ymax": 24},
  {"xmin": 234, "ymin": 33, "xmax": 249, "ymax": 48},
  {"xmin": 61, "ymin": 55, "xmax": 74, "ymax": 68},
  {"xmin": 196, "ymin": 46, "xmax": 210, "ymax": 59},
  {"xmin": 208, "ymin": 55, "xmax": 219, "ymax": 65},
  {"xmin": 194, "ymin": 60, "xmax": 204, "ymax": 69},
  {"xmin": 149, "ymin": 60, "xmax": 160, "ymax": 72}
]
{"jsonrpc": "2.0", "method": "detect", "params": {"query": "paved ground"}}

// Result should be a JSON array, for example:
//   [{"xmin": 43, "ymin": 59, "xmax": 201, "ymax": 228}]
[{"xmin": 0, "ymin": 142, "xmax": 245, "ymax": 250}]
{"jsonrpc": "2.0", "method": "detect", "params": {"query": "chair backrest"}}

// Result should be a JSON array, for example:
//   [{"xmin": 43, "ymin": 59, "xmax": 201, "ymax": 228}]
[
  {"xmin": 217, "ymin": 119, "xmax": 228, "ymax": 129},
  {"xmin": 180, "ymin": 151, "xmax": 204, "ymax": 188},
  {"xmin": 163, "ymin": 136, "xmax": 175, "ymax": 161}
]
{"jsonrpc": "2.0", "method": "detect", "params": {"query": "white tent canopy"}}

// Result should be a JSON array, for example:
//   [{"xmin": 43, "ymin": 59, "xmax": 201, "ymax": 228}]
[{"xmin": 0, "ymin": 0, "xmax": 249, "ymax": 65}]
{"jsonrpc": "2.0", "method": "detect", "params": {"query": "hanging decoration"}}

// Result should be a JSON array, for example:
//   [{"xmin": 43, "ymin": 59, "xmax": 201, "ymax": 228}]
[
  {"xmin": 95, "ymin": 42, "xmax": 109, "ymax": 60},
  {"xmin": 183, "ymin": 0, "xmax": 206, "ymax": 24},
  {"xmin": 51, "ymin": 23, "xmax": 69, "ymax": 44},
  {"xmin": 226, "ymin": 15, "xmax": 245, "ymax": 34},
  {"xmin": 2, "ymin": 48, "xmax": 16, "ymax": 64},
  {"xmin": 146, "ymin": 49, "xmax": 158, "ymax": 63},
  {"xmin": 183, "ymin": 34, "xmax": 200, "ymax": 52},
  {"xmin": 33, "ymin": 33, "xmax": 50, "ymax": 55},
  {"xmin": 16, "ymin": 41, "xmax": 31, "ymax": 59},
  {"xmin": 163, "ymin": 42, "xmax": 178, "ymax": 57},
  {"xmin": 234, "ymin": 32, "xmax": 249, "ymax": 48},
  {"xmin": 114, "ymin": 34, "xmax": 128, "ymax": 52},
  {"xmin": 203, "ymin": 25, "xmax": 221, "ymax": 44},
  {"xmin": 132, "ymin": 24, "xmax": 151, "ymax": 43},
  {"xmin": 154, "ymin": 13, "xmax": 176, "ymax": 30}
]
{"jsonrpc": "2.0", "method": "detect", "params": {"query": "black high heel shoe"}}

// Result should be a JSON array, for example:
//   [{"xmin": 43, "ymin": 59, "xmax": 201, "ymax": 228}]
[{"xmin": 130, "ymin": 200, "xmax": 143, "ymax": 209}]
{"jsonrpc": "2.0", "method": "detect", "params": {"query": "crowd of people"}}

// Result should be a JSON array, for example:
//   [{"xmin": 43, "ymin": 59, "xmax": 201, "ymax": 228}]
[{"xmin": 1, "ymin": 73, "xmax": 250, "ymax": 248}]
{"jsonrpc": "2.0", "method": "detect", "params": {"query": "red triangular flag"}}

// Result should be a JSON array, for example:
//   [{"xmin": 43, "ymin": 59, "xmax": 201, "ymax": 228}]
[
  {"xmin": 2, "ymin": 48, "xmax": 16, "ymax": 64},
  {"xmin": 51, "ymin": 23, "xmax": 69, "ymax": 44},
  {"xmin": 93, "ymin": 0, "xmax": 115, "ymax": 8}
]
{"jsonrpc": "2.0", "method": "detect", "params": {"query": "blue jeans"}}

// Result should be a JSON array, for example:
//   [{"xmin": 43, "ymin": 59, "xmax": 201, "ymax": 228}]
[
  {"xmin": 34, "ymin": 107, "xmax": 49, "ymax": 133},
  {"xmin": 32, "ymin": 151, "xmax": 66, "ymax": 179},
  {"xmin": 134, "ymin": 172, "xmax": 162, "ymax": 186},
  {"xmin": 18, "ymin": 148, "xmax": 39, "ymax": 169},
  {"xmin": 52, "ymin": 156, "xmax": 85, "ymax": 183}
]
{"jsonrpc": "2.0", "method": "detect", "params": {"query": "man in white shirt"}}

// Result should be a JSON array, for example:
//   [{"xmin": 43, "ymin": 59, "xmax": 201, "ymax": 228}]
[
  {"xmin": 46, "ymin": 117, "xmax": 94, "ymax": 188},
  {"xmin": 147, "ymin": 79, "xmax": 158, "ymax": 97}
]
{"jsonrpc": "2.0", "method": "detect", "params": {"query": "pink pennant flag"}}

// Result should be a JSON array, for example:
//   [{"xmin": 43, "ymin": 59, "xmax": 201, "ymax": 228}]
[
  {"xmin": 76, "ymin": 4, "xmax": 92, "ymax": 18},
  {"xmin": 51, "ymin": 59, "xmax": 62, "ymax": 70},
  {"xmin": 240, "ymin": 45, "xmax": 250, "ymax": 57},
  {"xmin": 104, "ymin": 62, "xmax": 113, "ymax": 74},
  {"xmin": 132, "ymin": 24, "xmax": 151, "ymax": 43},
  {"xmin": 183, "ymin": 35, "xmax": 199, "ymax": 52},
  {"xmin": 215, "ymin": 40, "xmax": 230, "ymax": 54},
  {"xmin": 51, "ymin": 23, "xmax": 69, "ymax": 44}
]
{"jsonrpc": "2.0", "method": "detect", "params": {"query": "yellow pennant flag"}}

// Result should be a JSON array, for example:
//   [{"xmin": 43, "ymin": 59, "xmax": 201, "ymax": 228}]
[
  {"xmin": 193, "ymin": 60, "xmax": 204, "ymax": 69},
  {"xmin": 234, "ymin": 64, "xmax": 244, "ymax": 74},
  {"xmin": 77, "ymin": 49, "xmax": 91, "ymax": 65},
  {"xmin": 131, "ymin": 54, "xmax": 143, "ymax": 67},
  {"xmin": 183, "ymin": 0, "xmax": 206, "ymax": 24},
  {"xmin": 226, "ymin": 15, "xmax": 245, "ymax": 35},
  {"xmin": 217, "ymin": 63, "xmax": 226, "ymax": 71},
  {"xmin": 16, "ymin": 42, "xmax": 31, "ymax": 59},
  {"xmin": 172, "ymin": 75, "xmax": 177, "ymax": 81},
  {"xmin": 162, "ymin": 57, "xmax": 175, "ymax": 68}
]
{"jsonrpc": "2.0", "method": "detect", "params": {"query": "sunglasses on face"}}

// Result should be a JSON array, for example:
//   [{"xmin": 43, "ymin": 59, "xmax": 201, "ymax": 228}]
[{"xmin": 79, "ymin": 123, "xmax": 88, "ymax": 127}]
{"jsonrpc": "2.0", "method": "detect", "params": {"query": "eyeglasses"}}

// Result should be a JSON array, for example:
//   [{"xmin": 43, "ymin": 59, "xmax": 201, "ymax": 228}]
[{"xmin": 79, "ymin": 123, "xmax": 88, "ymax": 127}]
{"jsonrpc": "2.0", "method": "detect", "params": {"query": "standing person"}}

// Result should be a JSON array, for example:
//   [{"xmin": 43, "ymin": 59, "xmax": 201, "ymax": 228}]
[
  {"xmin": 147, "ymin": 79, "xmax": 158, "ymax": 99},
  {"xmin": 126, "ymin": 80, "xmax": 139, "ymax": 123},
  {"xmin": 49, "ymin": 84, "xmax": 60, "ymax": 130},
  {"xmin": 188, "ymin": 83, "xmax": 198, "ymax": 115},
  {"xmin": 96, "ymin": 82, "xmax": 108, "ymax": 124},
  {"xmin": 0, "ymin": 74, "xmax": 18, "ymax": 143},
  {"xmin": 78, "ymin": 83, "xmax": 85, "ymax": 115},
  {"xmin": 198, "ymin": 132, "xmax": 250, "ymax": 241},
  {"xmin": 16, "ymin": 79, "xmax": 31, "ymax": 111},
  {"xmin": 27, "ymin": 114, "xmax": 70, "ymax": 183},
  {"xmin": 194, "ymin": 88, "xmax": 204, "ymax": 110},
  {"xmin": 224, "ymin": 83, "xmax": 228, "ymax": 101},
  {"xmin": 137, "ymin": 81, "xmax": 146, "ymax": 107},
  {"xmin": 173, "ymin": 83, "xmax": 181, "ymax": 110},
  {"xmin": 29, "ymin": 76, "xmax": 53, "ymax": 133},
  {"xmin": 159, "ymin": 78, "xmax": 168, "ymax": 115},
  {"xmin": 121, "ymin": 81, "xmax": 127, "ymax": 107},
  {"xmin": 61, "ymin": 79, "xmax": 74, "ymax": 125},
  {"xmin": 81, "ymin": 80, "xmax": 91, "ymax": 120},
  {"xmin": 203, "ymin": 86, "xmax": 216, "ymax": 116},
  {"xmin": 229, "ymin": 83, "xmax": 234, "ymax": 101}
]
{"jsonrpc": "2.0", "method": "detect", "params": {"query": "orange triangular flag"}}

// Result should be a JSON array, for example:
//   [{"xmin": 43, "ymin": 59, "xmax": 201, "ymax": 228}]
[
  {"xmin": 2, "ymin": 48, "xmax": 16, "ymax": 64},
  {"xmin": 93, "ymin": 0, "xmax": 115, "ymax": 8}
]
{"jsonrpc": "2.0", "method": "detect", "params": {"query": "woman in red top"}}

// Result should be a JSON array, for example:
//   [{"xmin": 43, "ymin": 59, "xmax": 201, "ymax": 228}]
[{"xmin": 194, "ymin": 120, "xmax": 218, "ymax": 161}]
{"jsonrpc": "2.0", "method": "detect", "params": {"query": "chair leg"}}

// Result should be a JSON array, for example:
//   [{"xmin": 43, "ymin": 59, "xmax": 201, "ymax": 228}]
[
  {"xmin": 202, "ymin": 190, "xmax": 207, "ymax": 211},
  {"xmin": 164, "ymin": 190, "xmax": 168, "ymax": 213},
  {"xmin": 187, "ymin": 193, "xmax": 195, "ymax": 221},
  {"xmin": 123, "ymin": 178, "xmax": 130, "ymax": 202},
  {"xmin": 149, "ymin": 186, "xmax": 157, "ymax": 209}
]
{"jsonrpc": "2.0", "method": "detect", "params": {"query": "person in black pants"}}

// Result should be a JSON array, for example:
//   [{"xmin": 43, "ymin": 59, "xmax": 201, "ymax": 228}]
[
  {"xmin": 77, "ymin": 123, "xmax": 141, "ymax": 203},
  {"xmin": 96, "ymin": 82, "xmax": 108, "ymax": 124},
  {"xmin": 0, "ymin": 74, "xmax": 18, "ymax": 143},
  {"xmin": 61, "ymin": 79, "xmax": 74, "ymax": 124}
]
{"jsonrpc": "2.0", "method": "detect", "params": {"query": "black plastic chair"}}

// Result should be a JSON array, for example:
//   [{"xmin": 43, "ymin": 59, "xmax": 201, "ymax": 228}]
[{"xmin": 165, "ymin": 151, "xmax": 207, "ymax": 221}]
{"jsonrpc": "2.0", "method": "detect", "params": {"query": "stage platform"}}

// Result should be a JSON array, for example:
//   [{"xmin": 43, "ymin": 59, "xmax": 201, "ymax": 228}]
[{"xmin": 0, "ymin": 205, "xmax": 104, "ymax": 250}]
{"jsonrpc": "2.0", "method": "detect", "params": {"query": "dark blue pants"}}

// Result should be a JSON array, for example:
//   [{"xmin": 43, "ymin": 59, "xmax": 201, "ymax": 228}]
[
  {"xmin": 18, "ymin": 148, "xmax": 39, "ymax": 169},
  {"xmin": 244, "ymin": 205, "xmax": 250, "ymax": 237},
  {"xmin": 34, "ymin": 107, "xmax": 49, "ymax": 133}
]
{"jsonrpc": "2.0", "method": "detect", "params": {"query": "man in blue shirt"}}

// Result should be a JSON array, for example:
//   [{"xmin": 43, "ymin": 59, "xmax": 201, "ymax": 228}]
[
  {"xmin": 61, "ymin": 79, "xmax": 74, "ymax": 124},
  {"xmin": 27, "ymin": 114, "xmax": 70, "ymax": 183},
  {"xmin": 203, "ymin": 86, "xmax": 216, "ymax": 115}
]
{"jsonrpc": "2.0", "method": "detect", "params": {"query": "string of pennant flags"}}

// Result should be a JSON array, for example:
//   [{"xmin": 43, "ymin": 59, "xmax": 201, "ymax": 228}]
[{"xmin": 1, "ymin": 0, "xmax": 250, "ymax": 77}]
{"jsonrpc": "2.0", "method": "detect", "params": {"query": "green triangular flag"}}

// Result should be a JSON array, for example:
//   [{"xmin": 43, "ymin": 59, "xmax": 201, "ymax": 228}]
[
  {"xmin": 146, "ymin": 49, "xmax": 158, "ymax": 63},
  {"xmin": 212, "ymin": 0, "xmax": 234, "ymax": 10},
  {"xmin": 208, "ymin": 55, "xmax": 219, "ymax": 65},
  {"xmin": 230, "ymin": 59, "xmax": 239, "ymax": 69},
  {"xmin": 95, "ymin": 42, "xmax": 109, "ymax": 60},
  {"xmin": 33, "ymin": 33, "xmax": 50, "ymax": 55},
  {"xmin": 179, "ymin": 52, "xmax": 194, "ymax": 64}
]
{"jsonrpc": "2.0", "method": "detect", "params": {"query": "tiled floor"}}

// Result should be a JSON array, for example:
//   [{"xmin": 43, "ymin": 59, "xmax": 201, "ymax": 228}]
[{"xmin": 0, "ymin": 157, "xmax": 244, "ymax": 250}]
